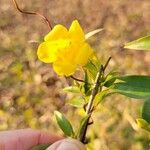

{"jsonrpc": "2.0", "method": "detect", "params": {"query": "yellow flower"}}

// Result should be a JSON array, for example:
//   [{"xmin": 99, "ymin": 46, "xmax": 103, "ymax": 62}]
[{"xmin": 37, "ymin": 20, "xmax": 93, "ymax": 76}]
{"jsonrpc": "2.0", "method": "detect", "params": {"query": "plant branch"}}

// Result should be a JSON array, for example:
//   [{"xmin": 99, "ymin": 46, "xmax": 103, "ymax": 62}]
[
  {"xmin": 79, "ymin": 65, "xmax": 104, "ymax": 143},
  {"xmin": 86, "ymin": 65, "xmax": 103, "ymax": 114},
  {"xmin": 12, "ymin": 0, "xmax": 52, "ymax": 30},
  {"xmin": 79, "ymin": 56, "xmax": 112, "ymax": 143}
]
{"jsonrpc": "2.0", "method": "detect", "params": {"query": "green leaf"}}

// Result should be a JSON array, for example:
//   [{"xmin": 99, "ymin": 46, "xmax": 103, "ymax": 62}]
[
  {"xmin": 63, "ymin": 86, "xmax": 80, "ymax": 93},
  {"xmin": 124, "ymin": 35, "xmax": 150, "ymax": 50},
  {"xmin": 142, "ymin": 100, "xmax": 150, "ymax": 123},
  {"xmin": 31, "ymin": 144, "xmax": 50, "ymax": 150},
  {"xmin": 136, "ymin": 118, "xmax": 150, "ymax": 132},
  {"xmin": 102, "ymin": 71, "xmax": 118, "ymax": 87},
  {"xmin": 67, "ymin": 97, "xmax": 85, "ymax": 108},
  {"xmin": 94, "ymin": 90, "xmax": 107, "ymax": 106},
  {"xmin": 54, "ymin": 111, "xmax": 74, "ymax": 137},
  {"xmin": 111, "ymin": 75, "xmax": 150, "ymax": 99},
  {"xmin": 85, "ymin": 28, "xmax": 103, "ymax": 39},
  {"xmin": 86, "ymin": 61, "xmax": 98, "ymax": 80},
  {"xmin": 77, "ymin": 114, "xmax": 90, "ymax": 141},
  {"xmin": 85, "ymin": 57, "xmax": 101, "ymax": 80}
]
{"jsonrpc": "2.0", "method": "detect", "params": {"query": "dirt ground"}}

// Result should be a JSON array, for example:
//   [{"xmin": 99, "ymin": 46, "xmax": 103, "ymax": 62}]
[{"xmin": 0, "ymin": 0, "xmax": 150, "ymax": 149}]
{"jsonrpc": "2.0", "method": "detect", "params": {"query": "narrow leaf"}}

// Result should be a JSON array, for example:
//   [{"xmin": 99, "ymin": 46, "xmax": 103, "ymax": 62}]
[
  {"xmin": 102, "ymin": 71, "xmax": 118, "ymax": 87},
  {"xmin": 85, "ymin": 56, "xmax": 101, "ymax": 81},
  {"xmin": 67, "ymin": 97, "xmax": 85, "ymax": 108},
  {"xmin": 110, "ymin": 75, "xmax": 150, "ymax": 99},
  {"xmin": 77, "ymin": 114, "xmax": 90, "ymax": 141},
  {"xmin": 85, "ymin": 29, "xmax": 103, "ymax": 39},
  {"xmin": 94, "ymin": 90, "xmax": 107, "ymax": 106},
  {"xmin": 63, "ymin": 86, "xmax": 80, "ymax": 93},
  {"xmin": 124, "ymin": 35, "xmax": 150, "ymax": 50},
  {"xmin": 142, "ymin": 100, "xmax": 150, "ymax": 123},
  {"xmin": 85, "ymin": 60, "xmax": 99, "ymax": 80},
  {"xmin": 54, "ymin": 111, "xmax": 74, "ymax": 137}
]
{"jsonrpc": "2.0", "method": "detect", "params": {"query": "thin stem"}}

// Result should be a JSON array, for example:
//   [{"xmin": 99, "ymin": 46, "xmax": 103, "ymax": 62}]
[
  {"xmin": 70, "ymin": 75, "xmax": 85, "ymax": 83},
  {"xmin": 79, "ymin": 65, "xmax": 104, "ymax": 143},
  {"xmin": 79, "ymin": 56, "xmax": 112, "ymax": 143},
  {"xmin": 12, "ymin": 0, "xmax": 52, "ymax": 30},
  {"xmin": 103, "ymin": 56, "xmax": 111, "ymax": 72},
  {"xmin": 86, "ymin": 65, "xmax": 103, "ymax": 114}
]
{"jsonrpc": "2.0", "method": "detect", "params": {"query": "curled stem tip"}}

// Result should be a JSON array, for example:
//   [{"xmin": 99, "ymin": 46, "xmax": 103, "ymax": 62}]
[{"xmin": 12, "ymin": 0, "xmax": 52, "ymax": 30}]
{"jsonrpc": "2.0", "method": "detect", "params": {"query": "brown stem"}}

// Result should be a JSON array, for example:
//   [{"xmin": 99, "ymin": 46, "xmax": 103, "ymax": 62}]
[
  {"xmin": 70, "ymin": 75, "xmax": 85, "ymax": 83},
  {"xmin": 103, "ymin": 56, "xmax": 111, "ymax": 72},
  {"xmin": 12, "ymin": 0, "xmax": 52, "ymax": 30}
]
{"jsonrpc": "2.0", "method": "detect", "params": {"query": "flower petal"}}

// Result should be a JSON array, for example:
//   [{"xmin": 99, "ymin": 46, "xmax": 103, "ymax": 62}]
[
  {"xmin": 53, "ymin": 60, "xmax": 76, "ymax": 76},
  {"xmin": 37, "ymin": 20, "xmax": 93, "ymax": 76},
  {"xmin": 37, "ymin": 40, "xmax": 71, "ymax": 63},
  {"xmin": 69, "ymin": 20, "xmax": 85, "ymax": 41},
  {"xmin": 44, "ymin": 25, "xmax": 68, "ymax": 41},
  {"xmin": 75, "ymin": 43, "xmax": 93, "ymax": 66},
  {"xmin": 37, "ymin": 42, "xmax": 58, "ymax": 63}
]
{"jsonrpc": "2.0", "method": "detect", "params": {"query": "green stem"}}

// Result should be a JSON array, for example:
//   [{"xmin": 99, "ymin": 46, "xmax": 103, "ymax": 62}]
[
  {"xmin": 78, "ymin": 57, "xmax": 112, "ymax": 143},
  {"xmin": 79, "ymin": 65, "xmax": 104, "ymax": 143},
  {"xmin": 86, "ymin": 65, "xmax": 103, "ymax": 114}
]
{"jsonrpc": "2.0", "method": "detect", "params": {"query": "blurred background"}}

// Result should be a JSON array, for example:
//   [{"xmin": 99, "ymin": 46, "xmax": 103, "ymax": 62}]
[{"xmin": 0, "ymin": 0, "xmax": 150, "ymax": 149}]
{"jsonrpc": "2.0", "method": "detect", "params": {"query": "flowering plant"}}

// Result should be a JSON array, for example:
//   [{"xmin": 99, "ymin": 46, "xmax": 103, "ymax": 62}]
[
  {"xmin": 36, "ymin": 21, "xmax": 150, "ymax": 149},
  {"xmin": 12, "ymin": 0, "xmax": 150, "ymax": 149}
]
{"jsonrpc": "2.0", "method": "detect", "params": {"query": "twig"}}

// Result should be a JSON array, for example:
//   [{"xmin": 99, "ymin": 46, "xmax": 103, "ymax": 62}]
[
  {"xmin": 70, "ymin": 75, "xmax": 85, "ymax": 83},
  {"xmin": 103, "ymin": 56, "xmax": 111, "ymax": 72},
  {"xmin": 79, "ymin": 57, "xmax": 112, "ymax": 143},
  {"xmin": 86, "ymin": 65, "xmax": 103, "ymax": 114},
  {"xmin": 79, "ymin": 65, "xmax": 104, "ymax": 143},
  {"xmin": 12, "ymin": 0, "xmax": 52, "ymax": 30}
]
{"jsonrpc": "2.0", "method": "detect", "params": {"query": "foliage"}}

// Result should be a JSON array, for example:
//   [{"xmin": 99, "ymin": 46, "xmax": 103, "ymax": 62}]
[
  {"xmin": 42, "ymin": 27, "xmax": 150, "ymax": 147},
  {"xmin": 54, "ymin": 111, "xmax": 74, "ymax": 137},
  {"xmin": 110, "ymin": 75, "xmax": 150, "ymax": 99},
  {"xmin": 124, "ymin": 35, "xmax": 150, "ymax": 51},
  {"xmin": 124, "ymin": 35, "xmax": 150, "ymax": 132}
]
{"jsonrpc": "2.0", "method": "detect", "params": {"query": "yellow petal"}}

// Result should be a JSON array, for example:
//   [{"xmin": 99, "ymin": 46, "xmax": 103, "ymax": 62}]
[
  {"xmin": 75, "ymin": 42, "xmax": 93, "ymax": 66},
  {"xmin": 37, "ymin": 40, "xmax": 71, "ymax": 63},
  {"xmin": 37, "ymin": 42, "xmax": 58, "ymax": 63},
  {"xmin": 44, "ymin": 25, "xmax": 68, "ymax": 41},
  {"xmin": 69, "ymin": 20, "xmax": 85, "ymax": 41},
  {"xmin": 53, "ymin": 60, "xmax": 77, "ymax": 76}
]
